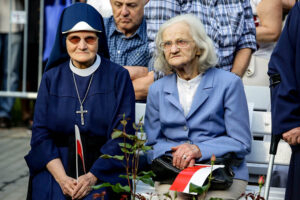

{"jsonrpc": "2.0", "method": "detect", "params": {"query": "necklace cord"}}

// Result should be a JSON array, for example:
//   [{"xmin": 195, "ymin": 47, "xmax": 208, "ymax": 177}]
[{"xmin": 72, "ymin": 72, "xmax": 94, "ymax": 106}]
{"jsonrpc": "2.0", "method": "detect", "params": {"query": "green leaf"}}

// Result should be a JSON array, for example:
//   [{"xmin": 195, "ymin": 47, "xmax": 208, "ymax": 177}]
[
  {"xmin": 135, "ymin": 140, "xmax": 146, "ymax": 147},
  {"xmin": 139, "ymin": 125, "xmax": 144, "ymax": 132},
  {"xmin": 112, "ymin": 131, "xmax": 123, "ymax": 139},
  {"xmin": 133, "ymin": 123, "xmax": 137, "ymax": 130},
  {"xmin": 189, "ymin": 183, "xmax": 210, "ymax": 195},
  {"xmin": 138, "ymin": 170, "xmax": 156, "ymax": 178},
  {"xmin": 119, "ymin": 174, "xmax": 130, "ymax": 179},
  {"xmin": 139, "ymin": 116, "xmax": 144, "ymax": 122},
  {"xmin": 134, "ymin": 171, "xmax": 156, "ymax": 187},
  {"xmin": 121, "ymin": 148, "xmax": 132, "ymax": 154},
  {"xmin": 209, "ymin": 198, "xmax": 223, "ymax": 200},
  {"xmin": 100, "ymin": 154, "xmax": 124, "ymax": 160},
  {"xmin": 112, "ymin": 155, "xmax": 125, "ymax": 160},
  {"xmin": 141, "ymin": 145, "xmax": 152, "ymax": 152},
  {"xmin": 139, "ymin": 177, "xmax": 155, "ymax": 187},
  {"xmin": 100, "ymin": 154, "xmax": 113, "ymax": 159},
  {"xmin": 126, "ymin": 134, "xmax": 138, "ymax": 140},
  {"xmin": 163, "ymin": 192, "xmax": 172, "ymax": 199},
  {"xmin": 111, "ymin": 183, "xmax": 130, "ymax": 193},
  {"xmin": 92, "ymin": 182, "xmax": 113, "ymax": 190},
  {"xmin": 92, "ymin": 182, "xmax": 130, "ymax": 193},
  {"xmin": 121, "ymin": 119, "xmax": 127, "ymax": 126},
  {"xmin": 119, "ymin": 143, "xmax": 133, "ymax": 148}
]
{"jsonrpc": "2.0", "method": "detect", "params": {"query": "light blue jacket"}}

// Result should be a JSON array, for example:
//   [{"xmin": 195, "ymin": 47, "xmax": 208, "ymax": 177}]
[{"xmin": 145, "ymin": 67, "xmax": 251, "ymax": 181}]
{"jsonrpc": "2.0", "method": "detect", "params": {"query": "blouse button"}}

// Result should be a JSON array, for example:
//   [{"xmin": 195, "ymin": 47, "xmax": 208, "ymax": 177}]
[{"xmin": 183, "ymin": 125, "xmax": 188, "ymax": 131}]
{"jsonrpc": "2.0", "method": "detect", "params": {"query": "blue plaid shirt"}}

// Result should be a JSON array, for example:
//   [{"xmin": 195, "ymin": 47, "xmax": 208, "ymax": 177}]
[
  {"xmin": 104, "ymin": 16, "xmax": 150, "ymax": 67},
  {"xmin": 145, "ymin": 0, "xmax": 257, "ymax": 71}
]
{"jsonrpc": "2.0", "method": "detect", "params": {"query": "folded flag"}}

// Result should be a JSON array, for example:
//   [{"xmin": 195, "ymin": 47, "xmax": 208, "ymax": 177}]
[
  {"xmin": 170, "ymin": 164, "xmax": 224, "ymax": 194},
  {"xmin": 75, "ymin": 124, "xmax": 86, "ymax": 181}
]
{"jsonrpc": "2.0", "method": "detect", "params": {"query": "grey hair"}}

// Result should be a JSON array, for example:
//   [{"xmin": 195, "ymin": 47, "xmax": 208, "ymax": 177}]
[{"xmin": 154, "ymin": 14, "xmax": 218, "ymax": 74}]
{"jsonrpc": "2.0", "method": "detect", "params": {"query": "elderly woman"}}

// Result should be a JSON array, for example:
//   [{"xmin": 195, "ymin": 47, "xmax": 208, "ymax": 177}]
[
  {"xmin": 145, "ymin": 14, "xmax": 251, "ymax": 199},
  {"xmin": 25, "ymin": 3, "xmax": 135, "ymax": 200}
]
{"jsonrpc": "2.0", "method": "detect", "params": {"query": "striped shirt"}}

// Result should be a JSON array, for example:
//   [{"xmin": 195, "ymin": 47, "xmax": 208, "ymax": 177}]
[
  {"xmin": 104, "ymin": 16, "xmax": 150, "ymax": 67},
  {"xmin": 145, "ymin": 0, "xmax": 257, "ymax": 71}
]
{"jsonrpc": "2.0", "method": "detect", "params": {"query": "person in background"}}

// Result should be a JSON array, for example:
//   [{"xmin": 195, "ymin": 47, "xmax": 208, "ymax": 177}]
[
  {"xmin": 104, "ymin": 0, "xmax": 151, "ymax": 101},
  {"xmin": 87, "ymin": 0, "xmax": 113, "ymax": 17},
  {"xmin": 0, "ymin": 0, "xmax": 23, "ymax": 128},
  {"xmin": 268, "ymin": 3, "xmax": 300, "ymax": 200},
  {"xmin": 25, "ymin": 3, "xmax": 135, "ymax": 200},
  {"xmin": 145, "ymin": 14, "xmax": 251, "ymax": 200},
  {"xmin": 43, "ymin": 0, "xmax": 72, "ymax": 64},
  {"xmin": 243, "ymin": 0, "xmax": 282, "ymax": 86}
]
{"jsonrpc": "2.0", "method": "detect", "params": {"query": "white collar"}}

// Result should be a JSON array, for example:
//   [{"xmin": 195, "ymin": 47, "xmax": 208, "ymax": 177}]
[
  {"xmin": 69, "ymin": 54, "xmax": 101, "ymax": 77},
  {"xmin": 177, "ymin": 73, "xmax": 202, "ymax": 85}
]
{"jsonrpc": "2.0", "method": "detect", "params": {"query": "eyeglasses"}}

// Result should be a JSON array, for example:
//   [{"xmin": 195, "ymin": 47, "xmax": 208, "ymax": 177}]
[
  {"xmin": 159, "ymin": 39, "xmax": 193, "ymax": 51},
  {"xmin": 67, "ymin": 35, "xmax": 98, "ymax": 45}
]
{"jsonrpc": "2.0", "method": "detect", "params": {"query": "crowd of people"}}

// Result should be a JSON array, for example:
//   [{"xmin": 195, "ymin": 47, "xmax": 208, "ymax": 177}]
[{"xmin": 0, "ymin": 0, "xmax": 299, "ymax": 199}]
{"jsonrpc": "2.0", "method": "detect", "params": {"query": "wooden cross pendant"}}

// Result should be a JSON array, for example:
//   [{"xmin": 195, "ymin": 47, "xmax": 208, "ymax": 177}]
[{"xmin": 76, "ymin": 105, "xmax": 88, "ymax": 125}]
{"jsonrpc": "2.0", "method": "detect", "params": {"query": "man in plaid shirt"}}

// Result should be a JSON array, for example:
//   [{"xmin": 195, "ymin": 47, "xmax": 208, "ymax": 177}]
[
  {"xmin": 104, "ymin": 0, "xmax": 151, "ymax": 101},
  {"xmin": 145, "ymin": 0, "xmax": 257, "ymax": 77}
]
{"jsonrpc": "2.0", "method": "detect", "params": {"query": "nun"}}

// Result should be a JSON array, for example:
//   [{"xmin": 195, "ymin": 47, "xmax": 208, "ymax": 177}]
[{"xmin": 25, "ymin": 3, "xmax": 135, "ymax": 200}]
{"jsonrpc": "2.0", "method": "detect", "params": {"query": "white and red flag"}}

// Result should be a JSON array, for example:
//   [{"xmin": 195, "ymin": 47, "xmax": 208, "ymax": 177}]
[
  {"xmin": 75, "ymin": 125, "xmax": 86, "ymax": 181},
  {"xmin": 170, "ymin": 164, "xmax": 224, "ymax": 194}
]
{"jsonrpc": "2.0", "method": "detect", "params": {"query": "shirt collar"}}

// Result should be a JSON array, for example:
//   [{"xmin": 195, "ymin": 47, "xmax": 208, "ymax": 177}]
[
  {"xmin": 108, "ymin": 16, "xmax": 147, "ymax": 41},
  {"xmin": 69, "ymin": 54, "xmax": 101, "ymax": 77},
  {"xmin": 177, "ymin": 73, "xmax": 202, "ymax": 86}
]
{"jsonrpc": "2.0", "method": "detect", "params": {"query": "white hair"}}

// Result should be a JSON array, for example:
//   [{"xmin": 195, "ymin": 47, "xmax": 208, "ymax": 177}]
[{"xmin": 154, "ymin": 14, "xmax": 218, "ymax": 74}]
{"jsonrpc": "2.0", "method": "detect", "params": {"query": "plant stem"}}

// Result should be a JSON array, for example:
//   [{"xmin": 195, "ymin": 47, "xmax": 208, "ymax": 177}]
[{"xmin": 123, "ymin": 126, "xmax": 132, "ymax": 198}]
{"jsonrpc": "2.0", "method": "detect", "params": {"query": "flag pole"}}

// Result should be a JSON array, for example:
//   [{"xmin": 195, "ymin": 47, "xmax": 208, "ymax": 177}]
[{"xmin": 75, "ymin": 125, "xmax": 79, "ymax": 183}]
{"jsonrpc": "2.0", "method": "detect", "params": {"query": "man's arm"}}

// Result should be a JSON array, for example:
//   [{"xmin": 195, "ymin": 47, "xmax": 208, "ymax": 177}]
[
  {"xmin": 231, "ymin": 48, "xmax": 252, "ymax": 77},
  {"xmin": 231, "ymin": 0, "xmax": 256, "ymax": 77},
  {"xmin": 124, "ymin": 66, "xmax": 148, "ymax": 80},
  {"xmin": 132, "ymin": 71, "xmax": 154, "ymax": 100},
  {"xmin": 256, "ymin": 0, "xmax": 282, "ymax": 43}
]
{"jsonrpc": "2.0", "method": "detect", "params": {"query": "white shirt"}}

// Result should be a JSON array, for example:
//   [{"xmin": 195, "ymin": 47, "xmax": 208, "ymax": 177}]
[
  {"xmin": 69, "ymin": 54, "xmax": 101, "ymax": 77},
  {"xmin": 177, "ymin": 74, "xmax": 202, "ymax": 116},
  {"xmin": 87, "ymin": 0, "xmax": 112, "ymax": 18}
]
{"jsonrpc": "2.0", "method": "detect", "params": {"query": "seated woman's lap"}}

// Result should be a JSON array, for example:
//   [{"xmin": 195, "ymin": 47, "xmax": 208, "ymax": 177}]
[{"xmin": 154, "ymin": 179, "xmax": 247, "ymax": 200}]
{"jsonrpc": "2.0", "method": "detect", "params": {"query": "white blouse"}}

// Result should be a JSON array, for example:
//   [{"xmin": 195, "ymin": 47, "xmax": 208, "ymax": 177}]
[{"xmin": 177, "ymin": 74, "xmax": 202, "ymax": 116}]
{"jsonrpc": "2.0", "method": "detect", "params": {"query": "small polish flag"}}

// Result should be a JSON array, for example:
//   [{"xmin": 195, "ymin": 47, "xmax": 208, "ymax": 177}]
[
  {"xmin": 170, "ymin": 164, "xmax": 224, "ymax": 194},
  {"xmin": 75, "ymin": 125, "xmax": 86, "ymax": 181}
]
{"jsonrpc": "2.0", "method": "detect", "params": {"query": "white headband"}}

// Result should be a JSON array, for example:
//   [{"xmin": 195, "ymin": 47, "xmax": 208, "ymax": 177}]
[{"xmin": 62, "ymin": 21, "xmax": 101, "ymax": 34}]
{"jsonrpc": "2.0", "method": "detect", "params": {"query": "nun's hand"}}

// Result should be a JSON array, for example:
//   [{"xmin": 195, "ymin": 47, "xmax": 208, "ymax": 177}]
[
  {"xmin": 72, "ymin": 172, "xmax": 97, "ymax": 200},
  {"xmin": 58, "ymin": 175, "xmax": 77, "ymax": 197},
  {"xmin": 171, "ymin": 144, "xmax": 202, "ymax": 170},
  {"xmin": 283, "ymin": 127, "xmax": 300, "ymax": 145}
]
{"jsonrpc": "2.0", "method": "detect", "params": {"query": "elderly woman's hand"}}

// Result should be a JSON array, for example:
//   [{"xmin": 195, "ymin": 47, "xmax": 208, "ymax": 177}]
[
  {"xmin": 57, "ymin": 175, "xmax": 77, "ymax": 197},
  {"xmin": 72, "ymin": 172, "xmax": 97, "ymax": 199},
  {"xmin": 171, "ymin": 143, "xmax": 202, "ymax": 170}
]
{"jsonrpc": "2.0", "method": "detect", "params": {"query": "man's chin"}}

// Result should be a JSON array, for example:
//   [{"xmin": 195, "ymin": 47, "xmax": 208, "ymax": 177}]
[{"xmin": 118, "ymin": 24, "xmax": 135, "ymax": 34}]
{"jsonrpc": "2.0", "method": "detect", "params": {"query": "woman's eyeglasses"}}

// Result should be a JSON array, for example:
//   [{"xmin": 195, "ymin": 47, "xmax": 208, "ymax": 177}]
[
  {"xmin": 67, "ymin": 36, "xmax": 98, "ymax": 45},
  {"xmin": 159, "ymin": 39, "xmax": 193, "ymax": 51}
]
